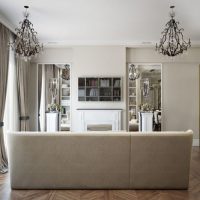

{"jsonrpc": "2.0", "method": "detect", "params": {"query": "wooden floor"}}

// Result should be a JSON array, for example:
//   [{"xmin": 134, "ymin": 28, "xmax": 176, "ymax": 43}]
[{"xmin": 0, "ymin": 147, "xmax": 199, "ymax": 200}]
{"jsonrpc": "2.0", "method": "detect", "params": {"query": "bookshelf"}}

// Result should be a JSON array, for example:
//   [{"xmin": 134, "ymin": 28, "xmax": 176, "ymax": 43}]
[
  {"xmin": 128, "ymin": 79, "xmax": 137, "ymax": 123},
  {"xmin": 78, "ymin": 77, "xmax": 122, "ymax": 102},
  {"xmin": 60, "ymin": 67, "xmax": 71, "ymax": 131}
]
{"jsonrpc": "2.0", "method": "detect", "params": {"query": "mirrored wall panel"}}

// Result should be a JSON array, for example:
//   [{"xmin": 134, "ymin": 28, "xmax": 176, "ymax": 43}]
[
  {"xmin": 128, "ymin": 64, "xmax": 161, "ymax": 132},
  {"xmin": 38, "ymin": 64, "xmax": 71, "ymax": 132}
]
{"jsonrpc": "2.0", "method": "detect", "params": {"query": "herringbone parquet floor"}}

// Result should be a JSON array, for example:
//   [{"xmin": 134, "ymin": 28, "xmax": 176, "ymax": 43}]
[{"xmin": 0, "ymin": 147, "xmax": 199, "ymax": 200}]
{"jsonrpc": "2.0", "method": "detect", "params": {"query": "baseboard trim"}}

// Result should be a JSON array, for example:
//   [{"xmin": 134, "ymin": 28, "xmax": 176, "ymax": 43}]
[{"xmin": 193, "ymin": 139, "xmax": 199, "ymax": 146}]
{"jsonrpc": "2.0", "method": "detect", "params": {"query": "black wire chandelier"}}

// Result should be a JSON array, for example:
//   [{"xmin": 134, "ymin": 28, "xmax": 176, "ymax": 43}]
[
  {"xmin": 156, "ymin": 6, "xmax": 191, "ymax": 57},
  {"xmin": 11, "ymin": 6, "xmax": 43, "ymax": 60},
  {"xmin": 129, "ymin": 64, "xmax": 140, "ymax": 80}
]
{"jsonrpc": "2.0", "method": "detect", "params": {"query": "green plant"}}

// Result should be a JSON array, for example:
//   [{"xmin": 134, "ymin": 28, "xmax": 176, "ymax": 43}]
[
  {"xmin": 48, "ymin": 103, "xmax": 61, "ymax": 112},
  {"xmin": 140, "ymin": 103, "xmax": 152, "ymax": 111}
]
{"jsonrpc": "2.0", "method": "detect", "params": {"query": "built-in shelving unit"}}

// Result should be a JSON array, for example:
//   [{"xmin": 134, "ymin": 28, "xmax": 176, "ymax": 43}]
[
  {"xmin": 78, "ymin": 77, "xmax": 122, "ymax": 102},
  {"xmin": 60, "ymin": 67, "xmax": 71, "ymax": 131},
  {"xmin": 128, "ymin": 78, "xmax": 137, "ymax": 122}
]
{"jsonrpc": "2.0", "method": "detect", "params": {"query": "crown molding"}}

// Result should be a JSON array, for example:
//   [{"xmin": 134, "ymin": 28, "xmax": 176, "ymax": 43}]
[
  {"xmin": 42, "ymin": 40, "xmax": 200, "ymax": 48},
  {"xmin": 0, "ymin": 13, "xmax": 15, "ymax": 33},
  {"xmin": 42, "ymin": 40, "xmax": 154, "ymax": 48}
]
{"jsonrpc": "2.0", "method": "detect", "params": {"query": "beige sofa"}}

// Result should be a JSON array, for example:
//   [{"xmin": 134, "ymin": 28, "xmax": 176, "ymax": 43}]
[{"xmin": 7, "ymin": 130, "xmax": 193, "ymax": 189}]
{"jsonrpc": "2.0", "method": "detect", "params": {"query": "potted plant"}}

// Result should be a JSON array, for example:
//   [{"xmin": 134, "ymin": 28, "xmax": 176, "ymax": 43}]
[{"xmin": 48, "ymin": 103, "xmax": 61, "ymax": 112}]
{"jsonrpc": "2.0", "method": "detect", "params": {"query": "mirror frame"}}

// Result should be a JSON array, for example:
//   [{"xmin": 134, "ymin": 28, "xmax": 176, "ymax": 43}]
[
  {"xmin": 126, "ymin": 63, "xmax": 163, "ymax": 131},
  {"xmin": 36, "ymin": 63, "xmax": 72, "ymax": 132}
]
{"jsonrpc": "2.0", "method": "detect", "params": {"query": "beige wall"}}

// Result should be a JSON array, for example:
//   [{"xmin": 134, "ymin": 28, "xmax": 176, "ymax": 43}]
[
  {"xmin": 127, "ymin": 48, "xmax": 200, "ymax": 139},
  {"xmin": 161, "ymin": 63, "xmax": 198, "ymax": 138},
  {"xmin": 30, "ymin": 48, "xmax": 73, "ymax": 131},
  {"xmin": 30, "ymin": 46, "xmax": 200, "ymax": 141},
  {"xmin": 33, "ymin": 48, "xmax": 73, "ymax": 64},
  {"xmin": 71, "ymin": 46, "xmax": 126, "ymax": 131},
  {"xmin": 126, "ymin": 47, "xmax": 200, "ymax": 63},
  {"xmin": 31, "ymin": 46, "xmax": 127, "ymax": 131}
]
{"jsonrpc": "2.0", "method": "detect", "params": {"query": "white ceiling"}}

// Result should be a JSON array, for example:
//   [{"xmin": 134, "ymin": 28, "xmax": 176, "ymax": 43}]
[{"xmin": 0, "ymin": 0, "xmax": 200, "ymax": 46}]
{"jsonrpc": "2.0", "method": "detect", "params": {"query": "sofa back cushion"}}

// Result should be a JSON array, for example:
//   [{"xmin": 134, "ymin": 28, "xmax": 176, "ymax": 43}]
[
  {"xmin": 129, "ymin": 131, "xmax": 193, "ymax": 189},
  {"xmin": 8, "ymin": 132, "xmax": 131, "ymax": 189}
]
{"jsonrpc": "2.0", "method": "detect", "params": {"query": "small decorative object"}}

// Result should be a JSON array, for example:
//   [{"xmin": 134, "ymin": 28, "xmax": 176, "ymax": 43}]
[
  {"xmin": 143, "ymin": 78, "xmax": 150, "ymax": 97},
  {"xmin": 10, "ymin": 6, "xmax": 43, "ymax": 61},
  {"xmin": 140, "ymin": 103, "xmax": 152, "ymax": 112},
  {"xmin": 61, "ymin": 64, "xmax": 70, "ymax": 80},
  {"xmin": 49, "ymin": 78, "xmax": 58, "ymax": 104},
  {"xmin": 62, "ymin": 107, "xmax": 66, "ymax": 114},
  {"xmin": 129, "ymin": 64, "xmax": 140, "ymax": 80},
  {"xmin": 130, "ymin": 108, "xmax": 136, "ymax": 115},
  {"xmin": 48, "ymin": 103, "xmax": 61, "ymax": 112},
  {"xmin": 156, "ymin": 6, "xmax": 191, "ymax": 57}
]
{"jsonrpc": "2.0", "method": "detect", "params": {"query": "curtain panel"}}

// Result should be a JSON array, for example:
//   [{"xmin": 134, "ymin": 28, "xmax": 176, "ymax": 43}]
[
  {"xmin": 38, "ymin": 65, "xmax": 42, "ymax": 131},
  {"xmin": 16, "ymin": 59, "xmax": 30, "ymax": 131},
  {"xmin": 0, "ymin": 23, "xmax": 10, "ymax": 173}
]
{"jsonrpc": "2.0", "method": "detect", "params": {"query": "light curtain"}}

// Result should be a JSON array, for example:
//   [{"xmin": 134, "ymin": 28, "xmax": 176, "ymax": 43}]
[
  {"xmin": 16, "ymin": 59, "xmax": 30, "ymax": 131},
  {"xmin": 4, "ymin": 34, "xmax": 19, "ymax": 133},
  {"xmin": 39, "ymin": 65, "xmax": 46, "ymax": 131},
  {"xmin": 0, "ymin": 23, "xmax": 10, "ymax": 173},
  {"xmin": 38, "ymin": 65, "xmax": 42, "ymax": 131}
]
